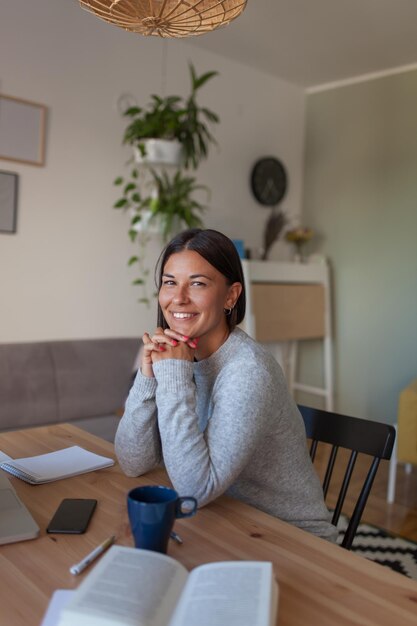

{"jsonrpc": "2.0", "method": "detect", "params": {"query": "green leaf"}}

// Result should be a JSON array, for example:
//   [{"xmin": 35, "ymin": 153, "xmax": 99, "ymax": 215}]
[
  {"xmin": 124, "ymin": 106, "xmax": 142, "ymax": 117},
  {"xmin": 124, "ymin": 182, "xmax": 136, "ymax": 194},
  {"xmin": 114, "ymin": 198, "xmax": 128, "ymax": 208},
  {"xmin": 128, "ymin": 256, "xmax": 139, "ymax": 266},
  {"xmin": 138, "ymin": 142, "xmax": 147, "ymax": 158},
  {"xmin": 193, "ymin": 70, "xmax": 219, "ymax": 91},
  {"xmin": 132, "ymin": 278, "xmax": 145, "ymax": 285},
  {"xmin": 201, "ymin": 108, "xmax": 220, "ymax": 123},
  {"xmin": 113, "ymin": 176, "xmax": 123, "ymax": 185},
  {"xmin": 189, "ymin": 63, "xmax": 197, "ymax": 85},
  {"xmin": 151, "ymin": 94, "xmax": 164, "ymax": 106}
]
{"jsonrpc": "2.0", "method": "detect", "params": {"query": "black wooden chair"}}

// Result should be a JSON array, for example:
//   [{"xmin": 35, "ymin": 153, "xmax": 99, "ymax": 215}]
[{"xmin": 298, "ymin": 404, "xmax": 396, "ymax": 550}]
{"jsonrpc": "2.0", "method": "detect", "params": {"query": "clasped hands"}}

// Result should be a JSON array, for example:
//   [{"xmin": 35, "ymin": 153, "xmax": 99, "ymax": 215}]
[{"xmin": 141, "ymin": 327, "xmax": 199, "ymax": 377}]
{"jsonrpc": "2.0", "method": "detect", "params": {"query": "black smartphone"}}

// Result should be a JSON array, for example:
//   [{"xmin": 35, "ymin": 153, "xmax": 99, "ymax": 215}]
[{"xmin": 46, "ymin": 498, "xmax": 97, "ymax": 534}]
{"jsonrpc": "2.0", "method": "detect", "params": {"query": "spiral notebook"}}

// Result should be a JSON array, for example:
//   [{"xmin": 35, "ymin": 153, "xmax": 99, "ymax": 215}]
[{"xmin": 0, "ymin": 446, "xmax": 114, "ymax": 484}]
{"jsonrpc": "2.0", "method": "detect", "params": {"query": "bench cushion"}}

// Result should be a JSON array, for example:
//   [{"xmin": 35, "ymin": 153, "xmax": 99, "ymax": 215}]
[{"xmin": 0, "ymin": 338, "xmax": 139, "ymax": 432}]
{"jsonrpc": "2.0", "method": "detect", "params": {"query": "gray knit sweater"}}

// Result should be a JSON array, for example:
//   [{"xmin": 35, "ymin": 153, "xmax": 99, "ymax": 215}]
[{"xmin": 115, "ymin": 328, "xmax": 337, "ymax": 541}]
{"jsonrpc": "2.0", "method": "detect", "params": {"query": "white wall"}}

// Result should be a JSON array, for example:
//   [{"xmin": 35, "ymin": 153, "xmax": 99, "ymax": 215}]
[
  {"xmin": 0, "ymin": 0, "xmax": 305, "ymax": 343},
  {"xmin": 302, "ymin": 70, "xmax": 417, "ymax": 422}
]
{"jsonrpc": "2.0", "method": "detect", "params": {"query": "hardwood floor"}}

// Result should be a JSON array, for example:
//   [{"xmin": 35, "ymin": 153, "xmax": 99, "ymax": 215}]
[{"xmin": 312, "ymin": 444, "xmax": 417, "ymax": 542}]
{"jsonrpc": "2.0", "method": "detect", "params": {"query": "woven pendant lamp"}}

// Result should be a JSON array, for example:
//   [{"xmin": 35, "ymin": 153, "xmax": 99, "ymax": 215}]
[{"xmin": 79, "ymin": 0, "xmax": 247, "ymax": 38}]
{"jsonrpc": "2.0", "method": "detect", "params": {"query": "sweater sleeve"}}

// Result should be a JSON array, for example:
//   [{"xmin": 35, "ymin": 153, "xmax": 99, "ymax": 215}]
[
  {"xmin": 153, "ymin": 357, "xmax": 278, "ymax": 507},
  {"xmin": 114, "ymin": 371, "xmax": 162, "ymax": 476}
]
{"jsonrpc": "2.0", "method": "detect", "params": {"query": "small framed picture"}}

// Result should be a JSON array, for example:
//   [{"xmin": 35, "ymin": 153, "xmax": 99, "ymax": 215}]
[
  {"xmin": 0, "ymin": 171, "xmax": 18, "ymax": 233},
  {"xmin": 0, "ymin": 94, "xmax": 47, "ymax": 166}
]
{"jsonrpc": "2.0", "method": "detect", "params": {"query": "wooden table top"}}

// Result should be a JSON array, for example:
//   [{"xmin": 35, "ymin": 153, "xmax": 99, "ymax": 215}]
[{"xmin": 1, "ymin": 423, "xmax": 416, "ymax": 626}]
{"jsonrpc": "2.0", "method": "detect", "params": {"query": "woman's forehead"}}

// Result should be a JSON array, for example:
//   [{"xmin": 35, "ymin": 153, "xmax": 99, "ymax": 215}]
[{"xmin": 163, "ymin": 250, "xmax": 218, "ymax": 276}]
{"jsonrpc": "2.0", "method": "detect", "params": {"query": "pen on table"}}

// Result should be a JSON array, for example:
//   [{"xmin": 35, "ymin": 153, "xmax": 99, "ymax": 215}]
[
  {"xmin": 170, "ymin": 531, "xmax": 183, "ymax": 545},
  {"xmin": 70, "ymin": 535, "xmax": 116, "ymax": 575}
]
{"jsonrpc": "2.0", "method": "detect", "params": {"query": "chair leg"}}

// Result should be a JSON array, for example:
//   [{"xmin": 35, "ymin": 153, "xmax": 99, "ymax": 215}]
[
  {"xmin": 386, "ymin": 423, "xmax": 397, "ymax": 504},
  {"xmin": 342, "ymin": 457, "xmax": 380, "ymax": 550}
]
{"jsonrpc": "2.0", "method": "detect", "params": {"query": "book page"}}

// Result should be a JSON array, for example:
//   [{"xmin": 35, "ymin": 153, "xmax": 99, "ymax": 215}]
[
  {"xmin": 58, "ymin": 546, "xmax": 188, "ymax": 626},
  {"xmin": 40, "ymin": 590, "xmax": 74, "ymax": 626},
  {"xmin": 168, "ymin": 561, "xmax": 277, "ymax": 626}
]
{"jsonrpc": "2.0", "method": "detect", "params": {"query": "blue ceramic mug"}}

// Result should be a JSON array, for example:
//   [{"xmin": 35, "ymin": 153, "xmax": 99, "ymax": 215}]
[{"xmin": 127, "ymin": 485, "xmax": 197, "ymax": 553}]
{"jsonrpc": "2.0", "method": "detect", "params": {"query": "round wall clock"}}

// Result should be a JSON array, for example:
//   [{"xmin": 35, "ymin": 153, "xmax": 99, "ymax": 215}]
[{"xmin": 250, "ymin": 157, "xmax": 287, "ymax": 206}]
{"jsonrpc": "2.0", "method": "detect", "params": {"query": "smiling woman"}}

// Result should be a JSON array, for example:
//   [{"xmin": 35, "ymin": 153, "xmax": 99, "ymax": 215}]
[{"xmin": 115, "ymin": 229, "xmax": 338, "ymax": 542}]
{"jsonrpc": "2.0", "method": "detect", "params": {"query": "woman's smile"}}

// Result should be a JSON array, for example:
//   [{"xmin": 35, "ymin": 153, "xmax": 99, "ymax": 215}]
[
  {"xmin": 171, "ymin": 312, "xmax": 198, "ymax": 320},
  {"xmin": 169, "ymin": 311, "xmax": 199, "ymax": 332}
]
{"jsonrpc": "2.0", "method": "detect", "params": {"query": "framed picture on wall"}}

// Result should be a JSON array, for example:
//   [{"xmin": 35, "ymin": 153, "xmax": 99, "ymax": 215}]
[
  {"xmin": 0, "ymin": 94, "xmax": 47, "ymax": 166},
  {"xmin": 0, "ymin": 171, "xmax": 18, "ymax": 233}
]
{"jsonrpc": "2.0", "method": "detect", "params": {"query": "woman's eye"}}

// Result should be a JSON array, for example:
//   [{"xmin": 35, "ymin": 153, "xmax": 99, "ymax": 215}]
[
  {"xmin": 191, "ymin": 281, "xmax": 205, "ymax": 287},
  {"xmin": 162, "ymin": 280, "xmax": 175, "ymax": 286}
]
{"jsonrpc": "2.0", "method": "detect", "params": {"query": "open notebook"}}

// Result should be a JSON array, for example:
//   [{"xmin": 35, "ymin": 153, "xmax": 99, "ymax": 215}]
[
  {"xmin": 0, "ymin": 471, "xmax": 39, "ymax": 544},
  {"xmin": 0, "ymin": 446, "xmax": 114, "ymax": 484}
]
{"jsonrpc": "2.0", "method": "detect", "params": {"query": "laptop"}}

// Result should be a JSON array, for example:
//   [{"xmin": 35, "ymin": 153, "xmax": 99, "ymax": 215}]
[{"xmin": 0, "ymin": 471, "xmax": 40, "ymax": 544}]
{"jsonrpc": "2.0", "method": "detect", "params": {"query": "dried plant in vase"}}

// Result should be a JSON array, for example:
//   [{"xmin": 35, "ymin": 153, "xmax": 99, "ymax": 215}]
[
  {"xmin": 285, "ymin": 227, "xmax": 314, "ymax": 262},
  {"xmin": 261, "ymin": 209, "xmax": 286, "ymax": 260}
]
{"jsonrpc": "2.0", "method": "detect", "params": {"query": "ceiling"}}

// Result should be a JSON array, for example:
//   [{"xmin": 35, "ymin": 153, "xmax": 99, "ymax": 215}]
[{"xmin": 188, "ymin": 0, "xmax": 417, "ymax": 88}]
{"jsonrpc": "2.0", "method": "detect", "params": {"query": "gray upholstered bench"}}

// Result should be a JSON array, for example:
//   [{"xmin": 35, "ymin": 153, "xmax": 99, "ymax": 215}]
[{"xmin": 0, "ymin": 337, "xmax": 139, "ymax": 442}]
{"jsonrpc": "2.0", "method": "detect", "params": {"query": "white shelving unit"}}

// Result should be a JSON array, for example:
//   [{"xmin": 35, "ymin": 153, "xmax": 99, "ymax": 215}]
[{"xmin": 241, "ymin": 259, "xmax": 334, "ymax": 411}]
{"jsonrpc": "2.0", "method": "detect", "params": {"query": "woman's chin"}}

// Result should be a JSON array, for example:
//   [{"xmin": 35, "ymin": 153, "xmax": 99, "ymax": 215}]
[{"xmin": 169, "ymin": 319, "xmax": 200, "ymax": 338}]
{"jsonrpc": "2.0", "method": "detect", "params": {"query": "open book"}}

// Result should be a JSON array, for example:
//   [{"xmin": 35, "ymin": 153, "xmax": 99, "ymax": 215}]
[
  {"xmin": 0, "ymin": 446, "xmax": 114, "ymax": 484},
  {"xmin": 57, "ymin": 545, "xmax": 278, "ymax": 626}
]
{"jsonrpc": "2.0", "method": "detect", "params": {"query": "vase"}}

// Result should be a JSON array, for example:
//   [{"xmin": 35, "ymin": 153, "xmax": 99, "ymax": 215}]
[
  {"xmin": 133, "ymin": 139, "xmax": 183, "ymax": 167},
  {"xmin": 293, "ymin": 242, "xmax": 306, "ymax": 263}
]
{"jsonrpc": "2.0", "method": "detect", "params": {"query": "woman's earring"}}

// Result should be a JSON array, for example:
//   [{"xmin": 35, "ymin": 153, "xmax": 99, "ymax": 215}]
[{"xmin": 224, "ymin": 306, "xmax": 233, "ymax": 316}]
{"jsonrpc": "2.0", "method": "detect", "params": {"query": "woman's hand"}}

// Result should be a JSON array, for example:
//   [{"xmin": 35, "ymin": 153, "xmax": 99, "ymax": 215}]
[
  {"xmin": 163, "ymin": 328, "xmax": 199, "ymax": 350},
  {"xmin": 141, "ymin": 328, "xmax": 198, "ymax": 376},
  {"xmin": 140, "ymin": 331, "xmax": 158, "ymax": 377}
]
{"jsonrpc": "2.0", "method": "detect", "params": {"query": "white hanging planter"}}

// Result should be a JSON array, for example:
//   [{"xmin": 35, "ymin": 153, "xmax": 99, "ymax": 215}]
[
  {"xmin": 130, "ymin": 209, "xmax": 161, "ymax": 235},
  {"xmin": 133, "ymin": 138, "xmax": 183, "ymax": 167},
  {"xmin": 130, "ymin": 208, "xmax": 184, "ymax": 239}
]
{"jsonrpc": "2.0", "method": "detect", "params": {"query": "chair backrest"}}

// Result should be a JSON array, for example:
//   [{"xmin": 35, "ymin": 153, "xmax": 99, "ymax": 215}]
[{"xmin": 298, "ymin": 404, "xmax": 396, "ymax": 550}]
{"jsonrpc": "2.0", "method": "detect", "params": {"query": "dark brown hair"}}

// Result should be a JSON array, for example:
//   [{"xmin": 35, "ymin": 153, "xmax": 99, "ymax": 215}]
[{"xmin": 155, "ymin": 228, "xmax": 246, "ymax": 331}]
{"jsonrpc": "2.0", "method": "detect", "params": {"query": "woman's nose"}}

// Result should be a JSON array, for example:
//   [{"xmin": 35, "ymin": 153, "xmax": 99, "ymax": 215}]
[{"xmin": 172, "ymin": 285, "xmax": 189, "ymax": 304}]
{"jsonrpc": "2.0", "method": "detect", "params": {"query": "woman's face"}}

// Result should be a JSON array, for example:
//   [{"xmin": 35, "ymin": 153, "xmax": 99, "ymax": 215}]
[{"xmin": 159, "ymin": 249, "xmax": 241, "ymax": 353}]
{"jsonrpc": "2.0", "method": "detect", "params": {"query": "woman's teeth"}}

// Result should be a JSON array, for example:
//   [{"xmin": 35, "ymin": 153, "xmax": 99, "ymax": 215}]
[{"xmin": 172, "ymin": 313, "xmax": 195, "ymax": 319}]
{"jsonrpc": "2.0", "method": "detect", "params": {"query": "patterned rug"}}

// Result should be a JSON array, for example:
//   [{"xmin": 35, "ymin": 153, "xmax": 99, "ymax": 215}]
[{"xmin": 337, "ymin": 515, "xmax": 417, "ymax": 581}]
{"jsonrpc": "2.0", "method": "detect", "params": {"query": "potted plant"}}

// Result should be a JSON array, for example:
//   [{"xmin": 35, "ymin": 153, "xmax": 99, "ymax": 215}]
[
  {"xmin": 113, "ymin": 64, "xmax": 219, "ymax": 304},
  {"xmin": 122, "ymin": 64, "xmax": 219, "ymax": 169},
  {"xmin": 114, "ymin": 167, "xmax": 207, "ymax": 304}
]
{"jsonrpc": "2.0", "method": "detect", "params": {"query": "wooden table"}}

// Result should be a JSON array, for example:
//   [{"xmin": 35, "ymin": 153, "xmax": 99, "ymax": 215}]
[{"xmin": 1, "ymin": 424, "xmax": 417, "ymax": 626}]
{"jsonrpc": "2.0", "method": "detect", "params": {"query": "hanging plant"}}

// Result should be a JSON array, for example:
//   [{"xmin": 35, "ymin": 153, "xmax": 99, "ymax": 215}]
[
  {"xmin": 113, "ymin": 168, "xmax": 207, "ymax": 304},
  {"xmin": 113, "ymin": 64, "xmax": 219, "ymax": 304},
  {"xmin": 122, "ymin": 64, "xmax": 219, "ymax": 169}
]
